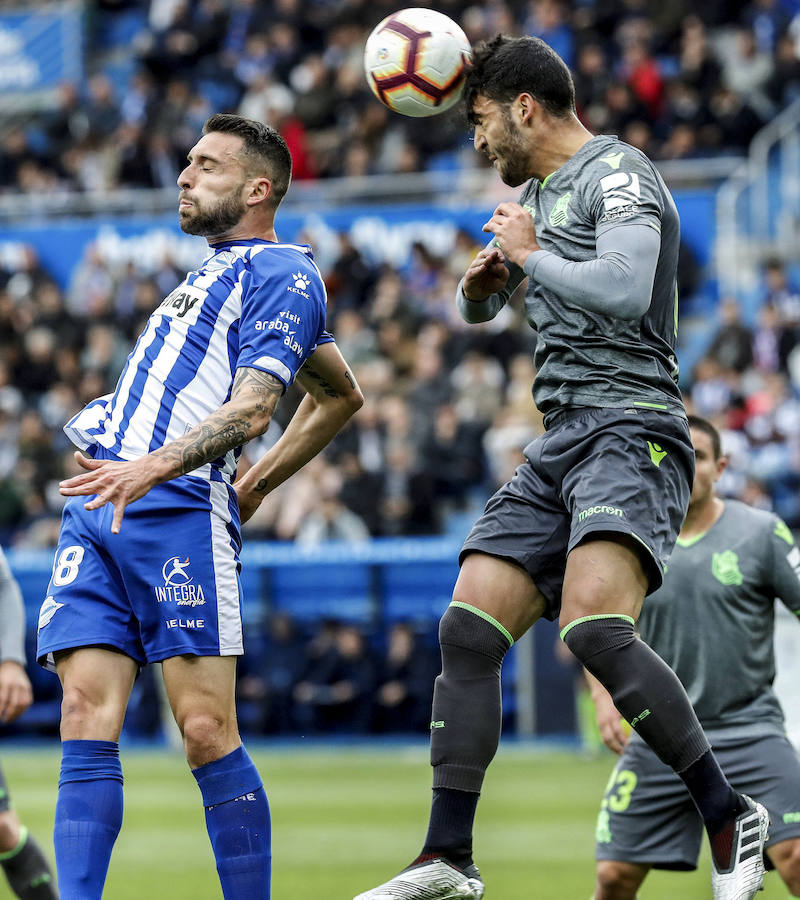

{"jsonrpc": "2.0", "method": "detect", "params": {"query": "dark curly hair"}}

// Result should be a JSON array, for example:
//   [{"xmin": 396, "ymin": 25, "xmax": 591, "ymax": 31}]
[
  {"xmin": 464, "ymin": 35, "xmax": 576, "ymax": 122},
  {"xmin": 203, "ymin": 113, "xmax": 292, "ymax": 207}
]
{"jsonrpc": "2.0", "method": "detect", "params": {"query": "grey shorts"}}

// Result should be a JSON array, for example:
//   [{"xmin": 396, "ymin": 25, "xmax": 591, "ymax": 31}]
[
  {"xmin": 0, "ymin": 762, "xmax": 10, "ymax": 813},
  {"xmin": 595, "ymin": 733, "xmax": 800, "ymax": 869},
  {"xmin": 460, "ymin": 407, "xmax": 693, "ymax": 620}
]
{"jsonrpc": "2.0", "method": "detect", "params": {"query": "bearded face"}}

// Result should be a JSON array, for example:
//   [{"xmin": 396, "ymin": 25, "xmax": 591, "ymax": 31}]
[{"xmin": 179, "ymin": 182, "xmax": 248, "ymax": 237}]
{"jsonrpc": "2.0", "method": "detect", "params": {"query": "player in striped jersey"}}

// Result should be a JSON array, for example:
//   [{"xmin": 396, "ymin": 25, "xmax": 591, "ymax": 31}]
[{"xmin": 35, "ymin": 114, "xmax": 362, "ymax": 900}]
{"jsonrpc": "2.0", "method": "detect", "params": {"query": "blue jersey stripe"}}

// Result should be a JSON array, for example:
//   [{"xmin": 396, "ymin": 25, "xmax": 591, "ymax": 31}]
[
  {"xmin": 147, "ymin": 289, "xmax": 228, "ymax": 454},
  {"xmin": 110, "ymin": 316, "xmax": 172, "ymax": 455}
]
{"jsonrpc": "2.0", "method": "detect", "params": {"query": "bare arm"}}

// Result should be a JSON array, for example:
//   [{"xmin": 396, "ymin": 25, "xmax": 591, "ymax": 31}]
[
  {"xmin": 585, "ymin": 669, "xmax": 629, "ymax": 754},
  {"xmin": 235, "ymin": 342, "xmax": 363, "ymax": 523},
  {"xmin": 59, "ymin": 367, "xmax": 284, "ymax": 533}
]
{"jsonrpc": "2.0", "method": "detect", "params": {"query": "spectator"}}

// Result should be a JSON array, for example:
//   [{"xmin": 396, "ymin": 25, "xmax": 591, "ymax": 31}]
[
  {"xmin": 373, "ymin": 623, "xmax": 440, "ymax": 733},
  {"xmin": 707, "ymin": 298, "xmax": 755, "ymax": 372}
]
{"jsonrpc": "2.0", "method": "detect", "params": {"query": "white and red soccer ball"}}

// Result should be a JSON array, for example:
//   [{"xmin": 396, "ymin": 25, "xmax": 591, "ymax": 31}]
[{"xmin": 364, "ymin": 8, "xmax": 472, "ymax": 117}]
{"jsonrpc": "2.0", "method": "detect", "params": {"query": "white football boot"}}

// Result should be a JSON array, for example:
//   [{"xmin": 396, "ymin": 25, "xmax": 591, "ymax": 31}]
[
  {"xmin": 711, "ymin": 794, "xmax": 770, "ymax": 900},
  {"xmin": 354, "ymin": 858, "xmax": 485, "ymax": 900}
]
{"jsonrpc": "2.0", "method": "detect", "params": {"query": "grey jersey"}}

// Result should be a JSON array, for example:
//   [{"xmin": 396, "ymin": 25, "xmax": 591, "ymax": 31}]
[
  {"xmin": 462, "ymin": 135, "xmax": 683, "ymax": 421},
  {"xmin": 635, "ymin": 500, "xmax": 800, "ymax": 740}
]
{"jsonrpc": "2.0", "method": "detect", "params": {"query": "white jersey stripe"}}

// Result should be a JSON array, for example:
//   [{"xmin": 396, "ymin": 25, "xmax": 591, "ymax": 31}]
[{"xmin": 209, "ymin": 481, "xmax": 243, "ymax": 655}]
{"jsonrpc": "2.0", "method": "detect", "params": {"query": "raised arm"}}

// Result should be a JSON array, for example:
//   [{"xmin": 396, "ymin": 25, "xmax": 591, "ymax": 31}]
[
  {"xmin": 59, "ymin": 366, "xmax": 285, "ymax": 533},
  {"xmin": 234, "ymin": 341, "xmax": 363, "ymax": 523},
  {"xmin": 455, "ymin": 239, "xmax": 527, "ymax": 324}
]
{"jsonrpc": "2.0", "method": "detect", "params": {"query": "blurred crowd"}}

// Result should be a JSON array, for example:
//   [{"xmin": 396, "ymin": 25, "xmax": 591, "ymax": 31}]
[
  {"xmin": 1, "ymin": 0, "xmax": 800, "ymax": 194},
  {"xmin": 1, "ymin": 224, "xmax": 799, "ymax": 549}
]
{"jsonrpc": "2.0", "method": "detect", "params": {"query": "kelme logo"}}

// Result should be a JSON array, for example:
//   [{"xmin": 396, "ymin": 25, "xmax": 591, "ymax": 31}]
[{"xmin": 711, "ymin": 551, "xmax": 743, "ymax": 586}]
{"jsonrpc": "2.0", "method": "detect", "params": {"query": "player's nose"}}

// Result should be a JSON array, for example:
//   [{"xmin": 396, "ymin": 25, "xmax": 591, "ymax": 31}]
[{"xmin": 177, "ymin": 165, "xmax": 193, "ymax": 189}]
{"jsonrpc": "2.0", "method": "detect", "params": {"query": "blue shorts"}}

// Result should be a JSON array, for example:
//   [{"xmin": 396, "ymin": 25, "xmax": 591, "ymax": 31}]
[{"xmin": 37, "ymin": 473, "xmax": 244, "ymax": 670}]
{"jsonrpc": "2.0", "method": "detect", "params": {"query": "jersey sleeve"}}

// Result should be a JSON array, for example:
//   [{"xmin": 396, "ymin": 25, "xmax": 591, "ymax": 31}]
[
  {"xmin": 237, "ymin": 251, "xmax": 328, "ymax": 389},
  {"xmin": 584, "ymin": 148, "xmax": 664, "ymax": 239},
  {"xmin": 767, "ymin": 516, "xmax": 800, "ymax": 614}
]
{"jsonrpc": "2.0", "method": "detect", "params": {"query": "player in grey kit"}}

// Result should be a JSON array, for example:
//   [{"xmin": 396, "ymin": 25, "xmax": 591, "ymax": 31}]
[
  {"xmin": 591, "ymin": 416, "xmax": 800, "ymax": 898},
  {"xmin": 356, "ymin": 35, "xmax": 767, "ymax": 900},
  {"xmin": 0, "ymin": 548, "xmax": 58, "ymax": 899}
]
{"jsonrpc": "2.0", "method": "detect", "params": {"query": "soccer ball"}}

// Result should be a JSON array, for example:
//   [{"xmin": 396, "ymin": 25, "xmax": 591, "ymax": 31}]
[{"xmin": 364, "ymin": 8, "xmax": 472, "ymax": 118}]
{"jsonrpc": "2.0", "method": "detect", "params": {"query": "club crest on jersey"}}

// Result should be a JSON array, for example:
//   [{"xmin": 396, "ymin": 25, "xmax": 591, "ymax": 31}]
[
  {"xmin": 38, "ymin": 595, "xmax": 64, "ymax": 630},
  {"xmin": 287, "ymin": 271, "xmax": 311, "ymax": 298},
  {"xmin": 711, "ymin": 550, "xmax": 743, "ymax": 586},
  {"xmin": 155, "ymin": 556, "xmax": 207, "ymax": 606}
]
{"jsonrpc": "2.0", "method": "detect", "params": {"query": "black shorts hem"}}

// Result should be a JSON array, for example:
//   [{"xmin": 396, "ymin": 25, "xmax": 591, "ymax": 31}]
[{"xmin": 596, "ymin": 851, "xmax": 696, "ymax": 872}]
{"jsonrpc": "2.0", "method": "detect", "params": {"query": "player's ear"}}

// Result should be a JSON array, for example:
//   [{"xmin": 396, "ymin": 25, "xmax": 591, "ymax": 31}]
[
  {"xmin": 515, "ymin": 93, "xmax": 537, "ymax": 126},
  {"xmin": 715, "ymin": 454, "xmax": 728, "ymax": 480},
  {"xmin": 247, "ymin": 176, "xmax": 272, "ymax": 207}
]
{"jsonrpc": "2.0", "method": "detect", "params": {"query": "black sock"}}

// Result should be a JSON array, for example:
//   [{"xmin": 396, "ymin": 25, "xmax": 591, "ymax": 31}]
[
  {"xmin": 420, "ymin": 603, "xmax": 511, "ymax": 868},
  {"xmin": 419, "ymin": 788, "xmax": 480, "ymax": 869},
  {"xmin": 1, "ymin": 830, "xmax": 58, "ymax": 900},
  {"xmin": 563, "ymin": 616, "xmax": 736, "ymax": 825},
  {"xmin": 429, "ymin": 604, "xmax": 511, "ymax": 793}
]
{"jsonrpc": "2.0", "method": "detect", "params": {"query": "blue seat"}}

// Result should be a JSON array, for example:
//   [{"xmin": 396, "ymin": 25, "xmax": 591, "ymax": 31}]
[
  {"xmin": 269, "ymin": 562, "xmax": 373, "ymax": 623},
  {"xmin": 380, "ymin": 560, "xmax": 458, "ymax": 623}
]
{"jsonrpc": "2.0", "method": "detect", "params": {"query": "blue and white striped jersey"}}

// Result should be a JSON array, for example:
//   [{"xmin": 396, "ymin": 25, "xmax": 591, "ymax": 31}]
[{"xmin": 65, "ymin": 238, "xmax": 333, "ymax": 484}]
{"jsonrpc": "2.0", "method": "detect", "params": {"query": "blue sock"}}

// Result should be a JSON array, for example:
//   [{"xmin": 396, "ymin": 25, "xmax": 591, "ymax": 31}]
[
  {"xmin": 53, "ymin": 740, "xmax": 123, "ymax": 900},
  {"xmin": 192, "ymin": 744, "xmax": 271, "ymax": 900}
]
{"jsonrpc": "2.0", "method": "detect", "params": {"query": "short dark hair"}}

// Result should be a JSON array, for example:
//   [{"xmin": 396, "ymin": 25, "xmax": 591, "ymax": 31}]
[
  {"xmin": 687, "ymin": 414, "xmax": 722, "ymax": 460},
  {"xmin": 202, "ymin": 113, "xmax": 292, "ymax": 207},
  {"xmin": 464, "ymin": 34, "xmax": 576, "ymax": 122}
]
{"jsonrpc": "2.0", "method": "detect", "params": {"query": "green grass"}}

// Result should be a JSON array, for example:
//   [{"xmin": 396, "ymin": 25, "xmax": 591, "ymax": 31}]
[{"xmin": 1, "ymin": 743, "xmax": 791, "ymax": 899}]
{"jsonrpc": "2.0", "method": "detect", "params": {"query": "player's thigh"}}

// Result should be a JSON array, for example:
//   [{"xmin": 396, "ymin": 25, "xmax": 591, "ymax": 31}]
[
  {"xmin": 558, "ymin": 409, "xmax": 693, "ymax": 620},
  {"xmin": 596, "ymin": 741, "xmax": 703, "ymax": 871},
  {"xmin": 161, "ymin": 655, "xmax": 240, "ymax": 763},
  {"xmin": 55, "ymin": 646, "xmax": 138, "ymax": 741},
  {"xmin": 767, "ymin": 837, "xmax": 800, "ymax": 895},
  {"xmin": 560, "ymin": 536, "xmax": 649, "ymax": 627},
  {"xmin": 453, "ymin": 552, "xmax": 548, "ymax": 640},
  {"xmin": 458, "ymin": 450, "xmax": 571, "ymax": 630},
  {"xmin": 595, "ymin": 859, "xmax": 650, "ymax": 900}
]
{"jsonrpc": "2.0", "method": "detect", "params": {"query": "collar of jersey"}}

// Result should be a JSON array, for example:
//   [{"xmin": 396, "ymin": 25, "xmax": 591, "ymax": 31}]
[
  {"xmin": 209, "ymin": 238, "xmax": 311, "ymax": 252},
  {"xmin": 538, "ymin": 133, "xmax": 619, "ymax": 189}
]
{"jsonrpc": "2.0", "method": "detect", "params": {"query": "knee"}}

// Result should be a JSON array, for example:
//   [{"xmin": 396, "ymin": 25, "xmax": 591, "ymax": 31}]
[
  {"xmin": 594, "ymin": 861, "xmax": 641, "ymax": 900},
  {"xmin": 60, "ymin": 683, "xmax": 122, "ymax": 740},
  {"xmin": 179, "ymin": 711, "xmax": 238, "ymax": 768},
  {"xmin": 0, "ymin": 810, "xmax": 21, "ymax": 854}
]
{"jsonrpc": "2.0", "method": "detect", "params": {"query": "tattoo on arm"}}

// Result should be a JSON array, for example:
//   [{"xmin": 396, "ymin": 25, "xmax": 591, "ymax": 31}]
[
  {"xmin": 300, "ymin": 361, "xmax": 343, "ymax": 398},
  {"xmin": 155, "ymin": 368, "xmax": 282, "ymax": 476}
]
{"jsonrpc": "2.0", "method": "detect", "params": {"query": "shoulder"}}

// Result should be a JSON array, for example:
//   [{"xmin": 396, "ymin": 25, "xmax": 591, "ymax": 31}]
[
  {"xmin": 724, "ymin": 499, "xmax": 782, "ymax": 540},
  {"xmin": 245, "ymin": 243, "xmax": 325, "ymax": 297}
]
